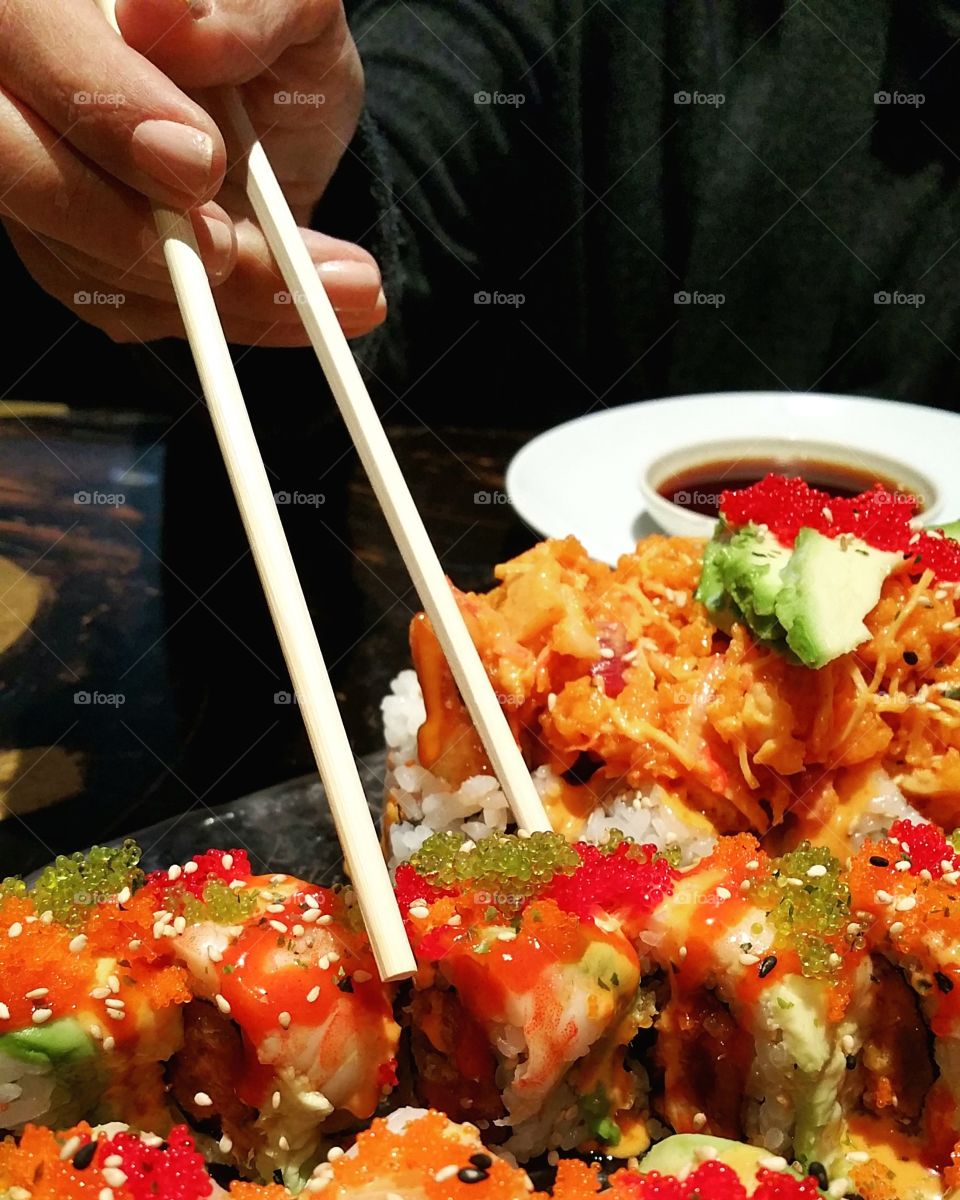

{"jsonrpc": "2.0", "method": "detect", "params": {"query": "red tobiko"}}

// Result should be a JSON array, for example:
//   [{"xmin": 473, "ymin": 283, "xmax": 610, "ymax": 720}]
[
  {"xmin": 393, "ymin": 863, "xmax": 453, "ymax": 913},
  {"xmin": 885, "ymin": 819, "xmax": 960, "ymax": 878},
  {"xmin": 146, "ymin": 849, "xmax": 252, "ymax": 900},
  {"xmin": 719, "ymin": 474, "xmax": 960, "ymax": 580},
  {"xmin": 609, "ymin": 1163, "xmax": 822, "ymax": 1200},
  {"xmin": 98, "ymin": 1126, "xmax": 212, "ymax": 1200},
  {"xmin": 543, "ymin": 841, "xmax": 677, "ymax": 924}
]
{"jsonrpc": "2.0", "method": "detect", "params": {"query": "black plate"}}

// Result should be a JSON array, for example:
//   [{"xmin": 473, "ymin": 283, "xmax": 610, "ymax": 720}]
[{"xmin": 33, "ymin": 752, "xmax": 388, "ymax": 884}]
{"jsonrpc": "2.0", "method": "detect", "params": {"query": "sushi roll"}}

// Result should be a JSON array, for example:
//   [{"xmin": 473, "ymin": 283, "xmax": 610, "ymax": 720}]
[
  {"xmin": 393, "ymin": 829, "xmax": 678, "ymax": 1161},
  {"xmin": 645, "ymin": 834, "xmax": 871, "ymax": 1174},
  {"xmin": 0, "ymin": 844, "xmax": 189, "ymax": 1135},
  {"xmin": 0, "ymin": 1122, "xmax": 290, "ymax": 1199},
  {"xmin": 140, "ymin": 850, "xmax": 400, "ymax": 1190},
  {"xmin": 847, "ymin": 818, "xmax": 960, "ymax": 1188}
]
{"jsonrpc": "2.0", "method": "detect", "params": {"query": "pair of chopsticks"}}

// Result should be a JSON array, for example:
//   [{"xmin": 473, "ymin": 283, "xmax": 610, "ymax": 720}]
[{"xmin": 94, "ymin": 3, "xmax": 551, "ymax": 981}]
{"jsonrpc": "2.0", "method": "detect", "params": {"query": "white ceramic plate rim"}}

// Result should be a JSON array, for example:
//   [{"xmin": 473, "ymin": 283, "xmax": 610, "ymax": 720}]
[{"xmin": 506, "ymin": 391, "xmax": 960, "ymax": 564}]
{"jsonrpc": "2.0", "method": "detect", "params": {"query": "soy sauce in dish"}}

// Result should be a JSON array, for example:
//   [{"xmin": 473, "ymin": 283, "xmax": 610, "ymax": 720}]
[{"xmin": 657, "ymin": 458, "xmax": 915, "ymax": 519}]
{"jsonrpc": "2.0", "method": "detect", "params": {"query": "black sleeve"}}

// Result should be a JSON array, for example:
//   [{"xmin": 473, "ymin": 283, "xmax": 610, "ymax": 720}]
[{"xmin": 314, "ymin": 0, "xmax": 594, "ymax": 418}]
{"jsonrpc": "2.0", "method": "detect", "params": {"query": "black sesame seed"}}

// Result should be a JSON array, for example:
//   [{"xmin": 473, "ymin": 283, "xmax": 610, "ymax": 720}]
[
  {"xmin": 469, "ymin": 1153, "xmax": 493, "ymax": 1169},
  {"xmin": 808, "ymin": 1160, "xmax": 829, "ymax": 1190},
  {"xmin": 758, "ymin": 955, "xmax": 778, "ymax": 978},
  {"xmin": 273, "ymin": 1169, "xmax": 284, "ymax": 1185},
  {"xmin": 936, "ymin": 970, "xmax": 954, "ymax": 993},
  {"xmin": 458, "ymin": 1168, "xmax": 489, "ymax": 1184},
  {"xmin": 336, "ymin": 976, "xmax": 354, "ymax": 993},
  {"xmin": 72, "ymin": 1142, "xmax": 97, "ymax": 1170},
  {"xmin": 869, "ymin": 856, "xmax": 889, "ymax": 868},
  {"xmin": 903, "ymin": 651, "xmax": 919, "ymax": 666},
  {"xmin": 845, "ymin": 1054, "xmax": 857, "ymax": 1071},
  {"xmin": 844, "ymin": 1194, "xmax": 866, "ymax": 1200}
]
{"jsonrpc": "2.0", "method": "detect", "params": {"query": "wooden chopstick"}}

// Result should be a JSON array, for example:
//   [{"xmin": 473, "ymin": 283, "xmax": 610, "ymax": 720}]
[
  {"xmin": 93, "ymin": 3, "xmax": 416, "ymax": 983},
  {"xmin": 219, "ymin": 88, "xmax": 553, "ymax": 836}
]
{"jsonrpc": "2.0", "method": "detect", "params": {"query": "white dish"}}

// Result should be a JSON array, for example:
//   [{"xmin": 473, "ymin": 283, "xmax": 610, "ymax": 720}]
[{"xmin": 506, "ymin": 392, "xmax": 960, "ymax": 563}]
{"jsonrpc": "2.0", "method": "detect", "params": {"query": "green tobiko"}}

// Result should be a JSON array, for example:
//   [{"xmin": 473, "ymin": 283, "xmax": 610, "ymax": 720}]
[{"xmin": 409, "ymin": 830, "xmax": 580, "ymax": 894}]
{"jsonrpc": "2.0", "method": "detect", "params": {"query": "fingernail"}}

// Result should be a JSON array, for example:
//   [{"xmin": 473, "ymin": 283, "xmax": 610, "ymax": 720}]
[
  {"xmin": 198, "ymin": 212, "xmax": 234, "ymax": 279},
  {"xmin": 131, "ymin": 120, "xmax": 215, "ymax": 197},
  {"xmin": 316, "ymin": 259, "xmax": 381, "ymax": 293}
]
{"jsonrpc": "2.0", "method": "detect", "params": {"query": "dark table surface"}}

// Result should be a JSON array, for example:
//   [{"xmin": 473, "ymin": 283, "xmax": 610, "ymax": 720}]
[{"xmin": 0, "ymin": 404, "xmax": 541, "ymax": 876}]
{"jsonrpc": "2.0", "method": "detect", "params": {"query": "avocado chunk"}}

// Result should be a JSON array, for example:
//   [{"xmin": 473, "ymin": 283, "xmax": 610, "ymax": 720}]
[
  {"xmin": 695, "ymin": 523, "xmax": 792, "ymax": 642},
  {"xmin": 0, "ymin": 1018, "xmax": 103, "ymax": 1129},
  {"xmin": 934, "ymin": 519, "xmax": 960, "ymax": 542},
  {"xmin": 640, "ymin": 1134, "xmax": 796, "ymax": 1190},
  {"xmin": 774, "ymin": 529, "xmax": 900, "ymax": 668}
]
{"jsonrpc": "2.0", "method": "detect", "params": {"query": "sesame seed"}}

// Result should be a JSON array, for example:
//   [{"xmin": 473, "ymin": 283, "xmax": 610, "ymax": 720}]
[
  {"xmin": 307, "ymin": 985, "xmax": 321, "ymax": 1003},
  {"xmin": 25, "ymin": 987, "xmax": 49, "ymax": 999},
  {"xmin": 318, "ymin": 914, "xmax": 332, "ymax": 925},
  {"xmin": 104, "ymin": 998, "xmax": 125, "ymax": 1010},
  {"xmin": 895, "ymin": 860, "xmax": 911, "ymax": 871},
  {"xmin": 409, "ymin": 905, "xmax": 429, "ymax": 919},
  {"xmin": 301, "ymin": 1091, "xmax": 333, "ymax": 1113},
  {"xmin": 846, "ymin": 922, "xmax": 861, "ymax": 935},
  {"xmin": 693, "ymin": 1112, "xmax": 707, "ymax": 1129},
  {"xmin": 128, "ymin": 939, "xmax": 141, "ymax": 951},
  {"xmin": 8, "ymin": 923, "xmax": 22, "ymax": 938},
  {"xmin": 279, "ymin": 1137, "xmax": 290, "ymax": 1152},
  {"xmin": 102, "ymin": 1036, "xmax": 115, "ymax": 1052},
  {"xmin": 173, "ymin": 916, "xmax": 186, "ymax": 934},
  {"xmin": 102, "ymin": 1168, "xmax": 127, "ymax": 1189},
  {"xmin": 0, "ymin": 1004, "xmax": 9, "ymax": 1020},
  {"xmin": 806, "ymin": 864, "xmax": 828, "ymax": 878},
  {"xmin": 215, "ymin": 994, "xmax": 232, "ymax": 1015},
  {"xmin": 746, "ymin": 860, "xmax": 760, "ymax": 870},
  {"xmin": 90, "ymin": 987, "xmax": 111, "ymax": 1000},
  {"xmin": 219, "ymin": 1135, "xmax": 233, "ymax": 1153},
  {"xmin": 739, "ymin": 952, "xmax": 760, "ymax": 966},
  {"xmin": 100, "ymin": 1188, "xmax": 115, "ymax": 1200},
  {"xmin": 319, "ymin": 955, "xmax": 330, "ymax": 970},
  {"xmin": 354, "ymin": 970, "xmax": 372, "ymax": 983},
  {"xmin": 497, "ymin": 930, "xmax": 517, "ymax": 942},
  {"xmin": 107, "ymin": 974, "xmax": 120, "ymax": 994},
  {"xmin": 840, "ymin": 1034, "xmax": 855, "ymax": 1053},
  {"xmin": 222, "ymin": 854, "xmax": 234, "ymax": 869},
  {"xmin": 184, "ymin": 861, "xmax": 199, "ymax": 875},
  {"xmin": 716, "ymin": 887, "xmax": 732, "ymax": 901},
  {"xmin": 292, "ymin": 924, "xmax": 305, "ymax": 937},
  {"xmin": 895, "ymin": 895, "xmax": 917, "ymax": 912},
  {"xmin": 327, "ymin": 1147, "xmax": 345, "ymax": 1162},
  {"xmin": 59, "ymin": 1135, "xmax": 82, "ymax": 1161},
  {"xmin": 69, "ymin": 935, "xmax": 88, "ymax": 954},
  {"xmin": 194, "ymin": 1092, "xmax": 213, "ymax": 1107},
  {"xmin": 846, "ymin": 1151, "xmax": 869, "ymax": 1164},
  {"xmin": 875, "ymin": 890, "xmax": 893, "ymax": 904},
  {"xmin": 267, "ymin": 903, "xmax": 286, "ymax": 914},
  {"xmin": 786, "ymin": 877, "xmax": 803, "ymax": 888},
  {"xmin": 272, "ymin": 1091, "xmax": 282, "ymax": 1110},
  {"xmin": 758, "ymin": 1155, "xmax": 788, "ymax": 1172},
  {"xmin": 679, "ymin": 945, "xmax": 688, "ymax": 959},
  {"xmin": 435, "ymin": 1165, "xmax": 460, "ymax": 1182},
  {"xmin": 39, "ymin": 911, "xmax": 54, "ymax": 925},
  {"xmin": 279, "ymin": 1011, "xmax": 292, "ymax": 1028},
  {"xmin": 269, "ymin": 920, "xmax": 288, "ymax": 934},
  {"xmin": 304, "ymin": 894, "xmax": 320, "ymax": 909},
  {"xmin": 106, "ymin": 1008, "xmax": 125, "ymax": 1021},
  {"xmin": 167, "ymin": 864, "xmax": 182, "ymax": 882},
  {"xmin": 207, "ymin": 945, "xmax": 223, "ymax": 963},
  {"xmin": 945, "ymin": 871, "xmax": 960, "ymax": 886},
  {"xmin": 271, "ymin": 875, "xmax": 287, "ymax": 885},
  {"xmin": 448, "ymin": 915, "xmax": 462, "ymax": 926},
  {"xmin": 740, "ymin": 879, "xmax": 751, "ymax": 892},
  {"xmin": 889, "ymin": 921, "xmax": 905, "ymax": 935},
  {"xmin": 229, "ymin": 880, "xmax": 244, "ymax": 891},
  {"xmin": 102, "ymin": 1154, "xmax": 122, "ymax": 1170},
  {"xmin": 32, "ymin": 1008, "xmax": 53, "ymax": 1025}
]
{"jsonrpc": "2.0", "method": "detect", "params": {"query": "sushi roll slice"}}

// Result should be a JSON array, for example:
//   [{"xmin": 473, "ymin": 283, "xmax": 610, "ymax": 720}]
[
  {"xmin": 0, "ymin": 844, "xmax": 189, "ymax": 1135},
  {"xmin": 848, "ymin": 818, "xmax": 960, "ymax": 1188},
  {"xmin": 393, "ymin": 829, "xmax": 678, "ymax": 1161},
  {"xmin": 646, "ymin": 835, "xmax": 871, "ymax": 1173},
  {"xmin": 140, "ymin": 851, "xmax": 400, "ymax": 1190},
  {"xmin": 0, "ymin": 1121, "xmax": 290, "ymax": 1199}
]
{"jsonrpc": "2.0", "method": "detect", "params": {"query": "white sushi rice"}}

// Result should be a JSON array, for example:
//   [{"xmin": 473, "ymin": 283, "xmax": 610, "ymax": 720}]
[
  {"xmin": 847, "ymin": 770, "xmax": 927, "ymax": 847},
  {"xmin": 382, "ymin": 670, "xmax": 715, "ymax": 866}
]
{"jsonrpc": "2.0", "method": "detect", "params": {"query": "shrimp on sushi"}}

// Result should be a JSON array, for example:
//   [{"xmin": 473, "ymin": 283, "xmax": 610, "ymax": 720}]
[
  {"xmin": 395, "ymin": 830, "xmax": 678, "ymax": 1161},
  {"xmin": 0, "ymin": 844, "xmax": 189, "ymax": 1136},
  {"xmin": 140, "ymin": 851, "xmax": 400, "ymax": 1190}
]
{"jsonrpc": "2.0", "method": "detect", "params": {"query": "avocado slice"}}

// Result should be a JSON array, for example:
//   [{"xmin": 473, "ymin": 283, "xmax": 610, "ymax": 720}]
[
  {"xmin": 696, "ymin": 523, "xmax": 792, "ymax": 642},
  {"xmin": 640, "ymin": 1134, "xmax": 798, "ymax": 1191},
  {"xmin": 773, "ymin": 529, "xmax": 900, "ymax": 668},
  {"xmin": 934, "ymin": 519, "xmax": 960, "ymax": 542},
  {"xmin": 0, "ymin": 1018, "xmax": 103, "ymax": 1129}
]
